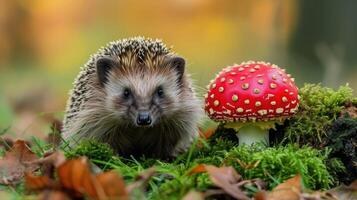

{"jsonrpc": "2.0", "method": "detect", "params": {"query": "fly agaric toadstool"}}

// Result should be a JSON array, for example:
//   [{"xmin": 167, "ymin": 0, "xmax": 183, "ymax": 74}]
[{"xmin": 205, "ymin": 61, "xmax": 299, "ymax": 145}]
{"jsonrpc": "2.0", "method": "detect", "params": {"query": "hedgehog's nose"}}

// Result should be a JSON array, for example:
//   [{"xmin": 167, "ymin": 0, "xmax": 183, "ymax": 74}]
[{"xmin": 137, "ymin": 112, "xmax": 152, "ymax": 126}]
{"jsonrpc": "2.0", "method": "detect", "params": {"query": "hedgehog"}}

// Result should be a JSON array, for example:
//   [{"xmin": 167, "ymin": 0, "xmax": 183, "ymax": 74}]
[{"xmin": 62, "ymin": 37, "xmax": 203, "ymax": 159}]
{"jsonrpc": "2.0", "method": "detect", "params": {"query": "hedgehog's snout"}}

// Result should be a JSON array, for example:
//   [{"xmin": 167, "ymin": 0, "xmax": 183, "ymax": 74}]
[{"xmin": 136, "ymin": 111, "xmax": 152, "ymax": 126}]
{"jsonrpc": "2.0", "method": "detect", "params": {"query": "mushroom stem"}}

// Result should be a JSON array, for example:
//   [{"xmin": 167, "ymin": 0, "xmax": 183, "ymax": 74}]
[{"xmin": 237, "ymin": 126, "xmax": 269, "ymax": 145}]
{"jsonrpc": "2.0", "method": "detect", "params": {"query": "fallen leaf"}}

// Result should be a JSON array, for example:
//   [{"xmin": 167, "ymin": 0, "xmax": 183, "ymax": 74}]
[
  {"xmin": 38, "ymin": 190, "xmax": 71, "ymax": 200},
  {"xmin": 57, "ymin": 157, "xmax": 128, "ymax": 200},
  {"xmin": 0, "ymin": 140, "xmax": 39, "ymax": 185},
  {"xmin": 255, "ymin": 175, "xmax": 302, "ymax": 200},
  {"xmin": 127, "ymin": 167, "xmax": 156, "ymax": 193},
  {"xmin": 30, "ymin": 151, "xmax": 66, "ymax": 178},
  {"xmin": 57, "ymin": 157, "xmax": 102, "ymax": 198},
  {"xmin": 96, "ymin": 171, "xmax": 128, "ymax": 199},
  {"xmin": 199, "ymin": 127, "xmax": 217, "ymax": 139},
  {"xmin": 189, "ymin": 164, "xmax": 249, "ymax": 200},
  {"xmin": 25, "ymin": 172, "xmax": 58, "ymax": 191},
  {"xmin": 324, "ymin": 179, "xmax": 357, "ymax": 200},
  {"xmin": 182, "ymin": 190, "xmax": 204, "ymax": 200}
]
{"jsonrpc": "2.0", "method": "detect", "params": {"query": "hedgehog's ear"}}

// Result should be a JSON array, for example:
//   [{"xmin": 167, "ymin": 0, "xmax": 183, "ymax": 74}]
[
  {"xmin": 96, "ymin": 57, "xmax": 116, "ymax": 86},
  {"xmin": 168, "ymin": 56, "xmax": 185, "ymax": 83}
]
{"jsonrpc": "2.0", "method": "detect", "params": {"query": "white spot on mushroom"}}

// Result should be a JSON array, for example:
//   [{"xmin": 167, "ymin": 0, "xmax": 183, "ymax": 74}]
[
  {"xmin": 270, "ymin": 83, "xmax": 277, "ymax": 89},
  {"xmin": 291, "ymin": 78, "xmax": 295, "ymax": 82},
  {"xmin": 236, "ymin": 108, "xmax": 244, "ymax": 113},
  {"xmin": 231, "ymin": 72, "xmax": 237, "ymax": 75},
  {"xmin": 210, "ymin": 94, "xmax": 215, "ymax": 98},
  {"xmin": 214, "ymin": 100, "xmax": 220, "ymax": 106},
  {"xmin": 255, "ymin": 101, "xmax": 262, "ymax": 107},
  {"xmin": 232, "ymin": 94, "xmax": 238, "ymax": 102},
  {"xmin": 223, "ymin": 109, "xmax": 232, "ymax": 115},
  {"xmin": 272, "ymin": 75, "xmax": 277, "ymax": 80},
  {"xmin": 269, "ymin": 109, "xmax": 274, "ymax": 113},
  {"xmin": 285, "ymin": 104, "xmax": 290, "ymax": 108},
  {"xmin": 220, "ymin": 77, "xmax": 226, "ymax": 82},
  {"xmin": 218, "ymin": 87, "xmax": 224, "ymax": 92},
  {"xmin": 249, "ymin": 68, "xmax": 256, "ymax": 73},
  {"xmin": 258, "ymin": 79, "xmax": 264, "ymax": 84},
  {"xmin": 244, "ymin": 99, "xmax": 250, "ymax": 104},
  {"xmin": 287, "ymin": 74, "xmax": 291, "ymax": 77},
  {"xmin": 254, "ymin": 65, "xmax": 260, "ymax": 70},
  {"xmin": 267, "ymin": 94, "xmax": 275, "ymax": 99},
  {"xmin": 276, "ymin": 108, "xmax": 284, "ymax": 114},
  {"xmin": 282, "ymin": 78, "xmax": 287, "ymax": 83},
  {"xmin": 257, "ymin": 74, "xmax": 263, "ymax": 77},
  {"xmin": 298, "ymin": 95, "xmax": 301, "ymax": 100},
  {"xmin": 240, "ymin": 76, "xmax": 246, "ymax": 81},
  {"xmin": 242, "ymin": 83, "xmax": 249, "ymax": 90},
  {"xmin": 226, "ymin": 103, "xmax": 235, "ymax": 108},
  {"xmin": 228, "ymin": 79, "xmax": 234, "ymax": 84},
  {"xmin": 204, "ymin": 94, "xmax": 208, "ymax": 98},
  {"xmin": 209, "ymin": 108, "xmax": 214, "ymax": 115},
  {"xmin": 272, "ymin": 64, "xmax": 278, "ymax": 68},
  {"xmin": 290, "ymin": 107, "xmax": 298, "ymax": 113},
  {"xmin": 270, "ymin": 101, "xmax": 276, "ymax": 105},
  {"xmin": 212, "ymin": 83, "xmax": 216, "ymax": 89},
  {"xmin": 289, "ymin": 92, "xmax": 294, "ymax": 96},
  {"xmin": 258, "ymin": 109, "xmax": 267, "ymax": 116},
  {"xmin": 238, "ymin": 67, "xmax": 244, "ymax": 71},
  {"xmin": 245, "ymin": 109, "xmax": 252, "ymax": 113},
  {"xmin": 292, "ymin": 100, "xmax": 296, "ymax": 104},
  {"xmin": 253, "ymin": 88, "xmax": 260, "ymax": 94},
  {"xmin": 284, "ymin": 89, "xmax": 289, "ymax": 93},
  {"xmin": 282, "ymin": 96, "xmax": 288, "ymax": 102}
]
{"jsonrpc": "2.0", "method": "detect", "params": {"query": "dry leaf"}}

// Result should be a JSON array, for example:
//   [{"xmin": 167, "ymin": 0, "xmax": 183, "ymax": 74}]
[
  {"xmin": 199, "ymin": 127, "xmax": 217, "ymax": 139},
  {"xmin": 57, "ymin": 157, "xmax": 101, "ymax": 198},
  {"xmin": 25, "ymin": 172, "xmax": 58, "ymax": 191},
  {"xmin": 127, "ymin": 167, "xmax": 156, "ymax": 193},
  {"xmin": 38, "ymin": 190, "xmax": 71, "ymax": 200},
  {"xmin": 96, "ymin": 171, "xmax": 128, "ymax": 199},
  {"xmin": 189, "ymin": 164, "xmax": 250, "ymax": 200},
  {"xmin": 56, "ymin": 157, "xmax": 128, "ymax": 200},
  {"xmin": 0, "ymin": 140, "xmax": 39, "ymax": 185},
  {"xmin": 182, "ymin": 190, "xmax": 204, "ymax": 200},
  {"xmin": 256, "ymin": 175, "xmax": 302, "ymax": 200},
  {"xmin": 323, "ymin": 180, "xmax": 357, "ymax": 200}
]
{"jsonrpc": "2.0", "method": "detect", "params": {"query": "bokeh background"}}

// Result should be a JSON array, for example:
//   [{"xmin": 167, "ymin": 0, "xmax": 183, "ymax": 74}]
[{"xmin": 0, "ymin": 0, "xmax": 356, "ymax": 138}]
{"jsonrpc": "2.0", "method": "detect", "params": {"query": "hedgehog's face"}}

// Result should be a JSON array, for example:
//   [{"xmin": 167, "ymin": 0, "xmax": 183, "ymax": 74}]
[{"xmin": 96, "ymin": 56, "xmax": 185, "ymax": 127}]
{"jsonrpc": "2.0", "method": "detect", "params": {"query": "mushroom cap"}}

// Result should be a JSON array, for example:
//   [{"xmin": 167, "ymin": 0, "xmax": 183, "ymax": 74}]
[{"xmin": 204, "ymin": 61, "xmax": 299, "ymax": 123}]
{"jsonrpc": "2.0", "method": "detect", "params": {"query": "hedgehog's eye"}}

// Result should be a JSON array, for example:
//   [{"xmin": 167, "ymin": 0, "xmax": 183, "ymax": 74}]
[
  {"xmin": 156, "ymin": 86, "xmax": 164, "ymax": 98},
  {"xmin": 123, "ymin": 88, "xmax": 131, "ymax": 99}
]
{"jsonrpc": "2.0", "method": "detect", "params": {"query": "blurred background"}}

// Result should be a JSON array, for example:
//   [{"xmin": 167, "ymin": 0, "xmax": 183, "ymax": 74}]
[{"xmin": 0, "ymin": 0, "xmax": 356, "ymax": 138}]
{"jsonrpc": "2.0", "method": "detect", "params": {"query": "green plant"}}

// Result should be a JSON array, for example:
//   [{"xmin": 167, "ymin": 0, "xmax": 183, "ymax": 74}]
[
  {"xmin": 65, "ymin": 139, "xmax": 115, "ymax": 169},
  {"xmin": 224, "ymin": 144, "xmax": 336, "ymax": 190},
  {"xmin": 282, "ymin": 83, "xmax": 355, "ymax": 146}
]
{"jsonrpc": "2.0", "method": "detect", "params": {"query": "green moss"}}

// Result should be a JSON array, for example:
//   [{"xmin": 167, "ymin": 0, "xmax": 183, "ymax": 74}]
[
  {"xmin": 282, "ymin": 83, "xmax": 355, "ymax": 146},
  {"xmin": 224, "ymin": 144, "xmax": 335, "ymax": 190},
  {"xmin": 65, "ymin": 139, "xmax": 115, "ymax": 169}
]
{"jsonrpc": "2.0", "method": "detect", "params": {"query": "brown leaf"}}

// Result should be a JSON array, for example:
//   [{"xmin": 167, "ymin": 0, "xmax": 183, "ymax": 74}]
[
  {"xmin": 182, "ymin": 190, "xmax": 204, "ymax": 200},
  {"xmin": 96, "ymin": 171, "xmax": 128, "ymax": 200},
  {"xmin": 189, "ymin": 164, "xmax": 249, "ymax": 200},
  {"xmin": 198, "ymin": 127, "xmax": 217, "ymax": 139},
  {"xmin": 57, "ymin": 157, "xmax": 101, "ymax": 198},
  {"xmin": 31, "ymin": 151, "xmax": 66, "ymax": 178},
  {"xmin": 38, "ymin": 190, "xmax": 71, "ymax": 200},
  {"xmin": 127, "ymin": 167, "xmax": 156, "ymax": 193},
  {"xmin": 25, "ymin": 172, "xmax": 58, "ymax": 191},
  {"xmin": 324, "ymin": 179, "xmax": 357, "ymax": 200},
  {"xmin": 256, "ymin": 175, "xmax": 302, "ymax": 200},
  {"xmin": 0, "ymin": 140, "xmax": 39, "ymax": 185},
  {"xmin": 56, "ymin": 157, "xmax": 129, "ymax": 200}
]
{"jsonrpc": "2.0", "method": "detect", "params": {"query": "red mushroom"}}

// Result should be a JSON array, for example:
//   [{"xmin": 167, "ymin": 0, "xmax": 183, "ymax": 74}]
[{"xmin": 204, "ymin": 61, "xmax": 299, "ymax": 145}]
